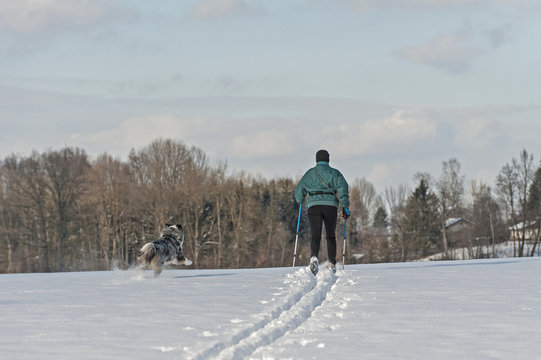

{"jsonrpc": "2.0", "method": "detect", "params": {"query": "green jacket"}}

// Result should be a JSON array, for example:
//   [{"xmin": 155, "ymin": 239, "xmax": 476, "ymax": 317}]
[{"xmin": 295, "ymin": 161, "xmax": 350, "ymax": 209}]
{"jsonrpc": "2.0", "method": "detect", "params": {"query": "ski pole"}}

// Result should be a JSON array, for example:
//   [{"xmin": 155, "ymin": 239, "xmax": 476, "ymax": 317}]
[
  {"xmin": 342, "ymin": 217, "xmax": 347, "ymax": 271},
  {"xmin": 292, "ymin": 203, "xmax": 302, "ymax": 271}
]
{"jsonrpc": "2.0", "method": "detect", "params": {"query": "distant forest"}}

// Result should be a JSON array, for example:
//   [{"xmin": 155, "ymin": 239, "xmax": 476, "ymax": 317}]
[{"xmin": 1, "ymin": 138, "xmax": 540, "ymax": 273}]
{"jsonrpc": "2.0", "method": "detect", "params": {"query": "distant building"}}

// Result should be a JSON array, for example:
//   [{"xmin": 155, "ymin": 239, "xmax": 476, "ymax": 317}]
[
  {"xmin": 509, "ymin": 221, "xmax": 539, "ymax": 242},
  {"xmin": 445, "ymin": 217, "xmax": 468, "ymax": 233},
  {"xmin": 444, "ymin": 217, "xmax": 472, "ymax": 248}
]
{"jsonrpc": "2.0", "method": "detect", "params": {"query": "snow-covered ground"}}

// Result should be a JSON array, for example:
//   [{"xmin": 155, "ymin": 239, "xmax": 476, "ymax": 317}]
[
  {"xmin": 424, "ymin": 241, "xmax": 541, "ymax": 261},
  {"xmin": 1, "ymin": 258, "xmax": 540, "ymax": 360}
]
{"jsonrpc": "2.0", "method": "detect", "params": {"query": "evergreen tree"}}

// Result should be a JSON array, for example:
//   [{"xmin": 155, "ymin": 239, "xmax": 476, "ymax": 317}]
[
  {"xmin": 373, "ymin": 206, "xmax": 388, "ymax": 229},
  {"xmin": 527, "ymin": 166, "xmax": 541, "ymax": 215},
  {"xmin": 527, "ymin": 165, "xmax": 541, "ymax": 256},
  {"xmin": 402, "ymin": 177, "xmax": 440, "ymax": 260}
]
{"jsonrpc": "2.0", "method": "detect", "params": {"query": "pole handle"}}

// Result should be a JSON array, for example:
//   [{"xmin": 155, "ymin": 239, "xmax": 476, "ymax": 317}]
[
  {"xmin": 342, "ymin": 217, "xmax": 347, "ymax": 271},
  {"xmin": 292, "ymin": 203, "xmax": 302, "ymax": 271},
  {"xmin": 296, "ymin": 203, "xmax": 302, "ymax": 233}
]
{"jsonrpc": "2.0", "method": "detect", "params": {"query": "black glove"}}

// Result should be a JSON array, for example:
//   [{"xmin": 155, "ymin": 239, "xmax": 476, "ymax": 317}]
[{"xmin": 342, "ymin": 207, "xmax": 350, "ymax": 219}]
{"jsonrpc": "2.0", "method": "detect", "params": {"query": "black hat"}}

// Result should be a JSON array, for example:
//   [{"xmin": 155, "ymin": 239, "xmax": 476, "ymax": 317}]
[{"xmin": 316, "ymin": 149, "xmax": 330, "ymax": 162}]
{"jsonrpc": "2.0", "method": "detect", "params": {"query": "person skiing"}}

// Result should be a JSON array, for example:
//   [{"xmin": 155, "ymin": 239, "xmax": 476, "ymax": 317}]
[{"xmin": 295, "ymin": 149, "xmax": 350, "ymax": 275}]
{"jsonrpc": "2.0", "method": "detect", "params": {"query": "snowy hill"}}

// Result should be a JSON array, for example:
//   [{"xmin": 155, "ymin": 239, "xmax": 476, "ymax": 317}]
[
  {"xmin": 1, "ymin": 258, "xmax": 540, "ymax": 360},
  {"xmin": 423, "ymin": 241, "xmax": 541, "ymax": 261}
]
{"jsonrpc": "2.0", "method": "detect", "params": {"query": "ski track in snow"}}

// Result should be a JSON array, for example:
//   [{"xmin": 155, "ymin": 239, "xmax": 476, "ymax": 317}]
[{"xmin": 191, "ymin": 265, "xmax": 338, "ymax": 360}]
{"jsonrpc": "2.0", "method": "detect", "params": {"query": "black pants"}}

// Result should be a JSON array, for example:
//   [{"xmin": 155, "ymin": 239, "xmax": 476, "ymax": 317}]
[{"xmin": 307, "ymin": 205, "xmax": 337, "ymax": 265}]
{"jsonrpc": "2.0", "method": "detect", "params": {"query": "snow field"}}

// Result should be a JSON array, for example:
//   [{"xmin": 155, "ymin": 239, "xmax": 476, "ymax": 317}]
[
  {"xmin": 198, "ymin": 266, "xmax": 336, "ymax": 360},
  {"xmin": 1, "ymin": 257, "xmax": 541, "ymax": 360}
]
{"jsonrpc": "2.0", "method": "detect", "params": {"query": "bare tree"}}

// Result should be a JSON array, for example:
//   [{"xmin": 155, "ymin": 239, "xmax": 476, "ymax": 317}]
[
  {"xmin": 385, "ymin": 183, "xmax": 410, "ymax": 261},
  {"xmin": 181, "ymin": 147, "xmax": 217, "ymax": 269},
  {"xmin": 1, "ymin": 154, "xmax": 53, "ymax": 271},
  {"xmin": 87, "ymin": 154, "xmax": 132, "ymax": 268},
  {"xmin": 128, "ymin": 139, "xmax": 191, "ymax": 241},
  {"xmin": 497, "ymin": 149, "xmax": 535, "ymax": 257},
  {"xmin": 469, "ymin": 180, "xmax": 505, "ymax": 258},
  {"xmin": 436, "ymin": 158, "xmax": 465, "ymax": 258},
  {"xmin": 210, "ymin": 161, "xmax": 228, "ymax": 268},
  {"xmin": 350, "ymin": 178, "xmax": 381, "ymax": 229},
  {"xmin": 43, "ymin": 148, "xmax": 90, "ymax": 271},
  {"xmin": 0, "ymin": 159, "xmax": 15, "ymax": 273},
  {"xmin": 347, "ymin": 178, "xmax": 382, "ymax": 261},
  {"xmin": 224, "ymin": 173, "xmax": 250, "ymax": 268},
  {"xmin": 6, "ymin": 139, "xmax": 541, "ymax": 273}
]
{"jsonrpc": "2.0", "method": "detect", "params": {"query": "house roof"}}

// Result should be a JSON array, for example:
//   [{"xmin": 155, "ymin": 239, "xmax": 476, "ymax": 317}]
[{"xmin": 445, "ymin": 217, "xmax": 463, "ymax": 228}]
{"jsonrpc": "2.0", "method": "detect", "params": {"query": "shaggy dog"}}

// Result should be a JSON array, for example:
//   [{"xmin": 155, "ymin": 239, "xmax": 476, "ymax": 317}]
[{"xmin": 137, "ymin": 224, "xmax": 192, "ymax": 277}]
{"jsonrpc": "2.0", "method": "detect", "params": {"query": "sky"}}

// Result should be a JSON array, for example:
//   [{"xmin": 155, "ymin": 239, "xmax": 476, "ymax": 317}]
[{"xmin": 1, "ymin": 0, "xmax": 541, "ymax": 192}]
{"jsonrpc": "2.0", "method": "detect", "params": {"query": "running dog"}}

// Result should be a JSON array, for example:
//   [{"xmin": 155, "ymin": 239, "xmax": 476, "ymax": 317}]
[{"xmin": 137, "ymin": 224, "xmax": 192, "ymax": 277}]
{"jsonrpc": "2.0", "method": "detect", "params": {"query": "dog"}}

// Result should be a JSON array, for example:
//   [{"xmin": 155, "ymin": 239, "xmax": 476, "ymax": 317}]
[{"xmin": 137, "ymin": 224, "xmax": 192, "ymax": 277}]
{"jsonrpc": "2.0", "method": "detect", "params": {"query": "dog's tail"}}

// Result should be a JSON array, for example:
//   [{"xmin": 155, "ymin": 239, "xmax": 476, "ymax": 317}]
[{"xmin": 137, "ymin": 243, "xmax": 156, "ymax": 264}]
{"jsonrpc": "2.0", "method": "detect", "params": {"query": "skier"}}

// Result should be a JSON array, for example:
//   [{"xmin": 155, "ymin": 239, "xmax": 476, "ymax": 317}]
[{"xmin": 295, "ymin": 149, "xmax": 350, "ymax": 275}]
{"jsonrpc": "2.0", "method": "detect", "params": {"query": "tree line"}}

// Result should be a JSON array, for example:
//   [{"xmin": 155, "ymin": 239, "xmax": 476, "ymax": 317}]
[{"xmin": 1, "ymin": 139, "xmax": 540, "ymax": 273}]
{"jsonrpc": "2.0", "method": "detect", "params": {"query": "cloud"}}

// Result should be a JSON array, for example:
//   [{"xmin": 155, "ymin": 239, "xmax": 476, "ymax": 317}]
[
  {"xmin": 368, "ymin": 162, "xmax": 393, "ymax": 183},
  {"xmin": 452, "ymin": 118, "xmax": 500, "ymax": 149},
  {"xmin": 66, "ymin": 115, "xmax": 223, "ymax": 158},
  {"xmin": 333, "ymin": 0, "xmax": 378, "ymax": 13},
  {"xmin": 399, "ymin": 29, "xmax": 480, "ymax": 74},
  {"xmin": 0, "ymin": 0, "xmax": 105, "ymax": 33},
  {"xmin": 232, "ymin": 130, "xmax": 294, "ymax": 158},
  {"xmin": 395, "ymin": 0, "xmax": 496, "ymax": 6},
  {"xmin": 488, "ymin": 23, "xmax": 512, "ymax": 48},
  {"xmin": 190, "ymin": 0, "xmax": 262, "ymax": 21},
  {"xmin": 64, "ymin": 113, "xmax": 294, "ymax": 162},
  {"xmin": 334, "ymin": 0, "xmax": 534, "ymax": 13},
  {"xmin": 328, "ymin": 109, "xmax": 438, "ymax": 156}
]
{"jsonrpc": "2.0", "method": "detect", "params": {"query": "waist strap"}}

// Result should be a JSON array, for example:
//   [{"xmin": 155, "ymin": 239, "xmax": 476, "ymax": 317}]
[{"xmin": 309, "ymin": 191, "xmax": 335, "ymax": 196}]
